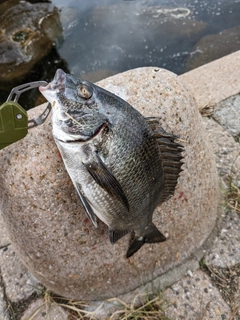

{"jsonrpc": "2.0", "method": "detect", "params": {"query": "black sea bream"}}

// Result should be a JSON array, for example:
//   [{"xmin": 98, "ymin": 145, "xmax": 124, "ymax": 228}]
[{"xmin": 39, "ymin": 69, "xmax": 184, "ymax": 258}]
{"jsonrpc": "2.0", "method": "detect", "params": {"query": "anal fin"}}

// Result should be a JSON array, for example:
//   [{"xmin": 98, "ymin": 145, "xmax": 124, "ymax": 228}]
[{"xmin": 109, "ymin": 229, "xmax": 129, "ymax": 244}]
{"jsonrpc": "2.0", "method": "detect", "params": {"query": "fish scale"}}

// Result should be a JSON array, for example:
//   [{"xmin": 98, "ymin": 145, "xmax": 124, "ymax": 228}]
[
  {"xmin": 107, "ymin": 124, "xmax": 161, "ymax": 222},
  {"xmin": 39, "ymin": 69, "xmax": 184, "ymax": 258}
]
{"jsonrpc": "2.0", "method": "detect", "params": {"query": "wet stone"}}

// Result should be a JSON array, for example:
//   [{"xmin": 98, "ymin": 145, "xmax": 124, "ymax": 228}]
[
  {"xmin": 186, "ymin": 25, "xmax": 240, "ymax": 71},
  {"xmin": 0, "ymin": 0, "xmax": 62, "ymax": 87}
]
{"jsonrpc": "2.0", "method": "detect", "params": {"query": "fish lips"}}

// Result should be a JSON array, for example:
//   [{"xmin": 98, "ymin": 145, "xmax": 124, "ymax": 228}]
[{"xmin": 39, "ymin": 68, "xmax": 66, "ymax": 94}]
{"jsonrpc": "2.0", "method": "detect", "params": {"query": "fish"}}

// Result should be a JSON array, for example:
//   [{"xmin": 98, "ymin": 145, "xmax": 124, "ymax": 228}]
[{"xmin": 39, "ymin": 69, "xmax": 184, "ymax": 258}]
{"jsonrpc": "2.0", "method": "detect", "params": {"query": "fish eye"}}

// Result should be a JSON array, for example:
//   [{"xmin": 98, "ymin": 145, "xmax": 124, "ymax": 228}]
[{"xmin": 77, "ymin": 84, "xmax": 93, "ymax": 99}]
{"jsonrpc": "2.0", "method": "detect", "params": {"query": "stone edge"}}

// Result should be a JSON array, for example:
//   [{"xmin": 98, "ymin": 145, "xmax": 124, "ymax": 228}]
[{"xmin": 181, "ymin": 50, "xmax": 240, "ymax": 112}]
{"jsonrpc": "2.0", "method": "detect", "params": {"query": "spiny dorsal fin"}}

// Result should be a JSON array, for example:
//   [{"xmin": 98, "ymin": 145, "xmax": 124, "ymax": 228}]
[{"xmin": 146, "ymin": 117, "xmax": 184, "ymax": 203}]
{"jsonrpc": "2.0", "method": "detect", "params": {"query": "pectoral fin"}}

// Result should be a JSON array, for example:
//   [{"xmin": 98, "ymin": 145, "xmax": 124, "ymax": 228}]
[
  {"xmin": 74, "ymin": 182, "xmax": 98, "ymax": 227},
  {"xmin": 83, "ymin": 153, "xmax": 129, "ymax": 210}
]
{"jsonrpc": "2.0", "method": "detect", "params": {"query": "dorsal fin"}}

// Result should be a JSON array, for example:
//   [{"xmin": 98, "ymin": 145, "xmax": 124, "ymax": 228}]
[{"xmin": 146, "ymin": 117, "xmax": 184, "ymax": 203}]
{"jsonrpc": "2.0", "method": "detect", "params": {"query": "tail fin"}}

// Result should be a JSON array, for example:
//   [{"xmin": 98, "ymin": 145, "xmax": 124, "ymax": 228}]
[{"xmin": 126, "ymin": 224, "xmax": 166, "ymax": 258}]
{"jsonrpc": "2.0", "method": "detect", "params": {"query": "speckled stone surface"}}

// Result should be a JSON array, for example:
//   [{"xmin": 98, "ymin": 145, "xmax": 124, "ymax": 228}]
[
  {"xmin": 163, "ymin": 269, "xmax": 232, "ymax": 320},
  {"xmin": 205, "ymin": 211, "xmax": 240, "ymax": 268},
  {"xmin": 0, "ymin": 67, "xmax": 219, "ymax": 300},
  {"xmin": 0, "ymin": 286, "xmax": 8, "ymax": 320},
  {"xmin": 0, "ymin": 246, "xmax": 37, "ymax": 302},
  {"xmin": 213, "ymin": 94, "xmax": 240, "ymax": 139},
  {"xmin": 202, "ymin": 117, "xmax": 240, "ymax": 184},
  {"xmin": 0, "ymin": 210, "xmax": 10, "ymax": 247},
  {"xmin": 20, "ymin": 298, "xmax": 69, "ymax": 320}
]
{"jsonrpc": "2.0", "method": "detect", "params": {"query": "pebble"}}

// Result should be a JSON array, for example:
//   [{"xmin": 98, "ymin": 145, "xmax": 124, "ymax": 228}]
[{"xmin": 187, "ymin": 270, "xmax": 193, "ymax": 277}]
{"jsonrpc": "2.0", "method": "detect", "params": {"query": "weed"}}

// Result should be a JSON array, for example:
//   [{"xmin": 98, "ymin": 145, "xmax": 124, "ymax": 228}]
[
  {"xmin": 226, "ymin": 178, "xmax": 240, "ymax": 214},
  {"xmin": 23, "ymin": 289, "xmax": 171, "ymax": 320},
  {"xmin": 108, "ymin": 293, "xmax": 170, "ymax": 320},
  {"xmin": 199, "ymin": 258, "xmax": 206, "ymax": 268}
]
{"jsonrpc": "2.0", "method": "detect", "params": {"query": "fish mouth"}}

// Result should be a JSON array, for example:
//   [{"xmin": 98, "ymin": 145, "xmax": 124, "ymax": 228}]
[{"xmin": 39, "ymin": 69, "xmax": 66, "ymax": 93}]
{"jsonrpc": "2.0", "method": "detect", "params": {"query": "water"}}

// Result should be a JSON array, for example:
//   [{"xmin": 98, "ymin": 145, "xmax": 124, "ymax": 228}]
[
  {"xmin": 1, "ymin": 0, "xmax": 240, "ymax": 109},
  {"xmin": 54, "ymin": 0, "xmax": 240, "ymax": 77}
]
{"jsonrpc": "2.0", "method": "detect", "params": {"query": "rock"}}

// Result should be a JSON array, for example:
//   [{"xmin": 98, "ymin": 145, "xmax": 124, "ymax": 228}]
[
  {"xmin": 0, "ymin": 67, "xmax": 219, "ymax": 300},
  {"xmin": 0, "ymin": 0, "xmax": 62, "ymax": 88},
  {"xmin": 0, "ymin": 285, "xmax": 8, "ymax": 320},
  {"xmin": 205, "ymin": 211, "xmax": 240, "ymax": 268},
  {"xmin": 20, "ymin": 298, "xmax": 69, "ymax": 320},
  {"xmin": 163, "ymin": 269, "xmax": 232, "ymax": 320},
  {"xmin": 186, "ymin": 25, "xmax": 240, "ymax": 71},
  {"xmin": 213, "ymin": 94, "xmax": 240, "ymax": 139},
  {"xmin": 0, "ymin": 211, "xmax": 10, "ymax": 247},
  {"xmin": 180, "ymin": 51, "xmax": 240, "ymax": 114},
  {"xmin": 202, "ymin": 117, "xmax": 240, "ymax": 184},
  {"xmin": 0, "ymin": 245, "xmax": 39, "ymax": 302}
]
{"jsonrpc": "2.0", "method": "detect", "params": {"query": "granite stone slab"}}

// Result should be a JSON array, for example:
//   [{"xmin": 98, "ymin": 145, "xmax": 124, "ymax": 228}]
[
  {"xmin": 0, "ymin": 211, "xmax": 10, "ymax": 248},
  {"xmin": 20, "ymin": 298, "xmax": 69, "ymax": 320},
  {"xmin": 205, "ymin": 211, "xmax": 240, "ymax": 268},
  {"xmin": 163, "ymin": 269, "xmax": 232, "ymax": 320},
  {"xmin": 0, "ymin": 284, "xmax": 8, "ymax": 320},
  {"xmin": 202, "ymin": 117, "xmax": 240, "ymax": 184},
  {"xmin": 0, "ymin": 246, "xmax": 37, "ymax": 302},
  {"xmin": 213, "ymin": 93, "xmax": 240, "ymax": 139},
  {"xmin": 181, "ymin": 50, "xmax": 240, "ymax": 112}
]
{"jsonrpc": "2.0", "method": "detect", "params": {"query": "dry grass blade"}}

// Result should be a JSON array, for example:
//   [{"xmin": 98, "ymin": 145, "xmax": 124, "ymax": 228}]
[
  {"xmin": 229, "ymin": 304, "xmax": 240, "ymax": 320},
  {"xmin": 226, "ymin": 180, "xmax": 240, "ymax": 213},
  {"xmin": 109, "ymin": 293, "xmax": 169, "ymax": 320},
  {"xmin": 23, "ymin": 303, "xmax": 46, "ymax": 320},
  {"xmin": 52, "ymin": 296, "xmax": 95, "ymax": 319},
  {"xmin": 47, "ymin": 291, "xmax": 169, "ymax": 320}
]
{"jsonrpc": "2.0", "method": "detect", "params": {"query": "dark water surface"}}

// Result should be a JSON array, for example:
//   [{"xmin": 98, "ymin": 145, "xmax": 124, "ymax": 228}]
[{"xmin": 1, "ymin": 0, "xmax": 240, "ymax": 109}]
